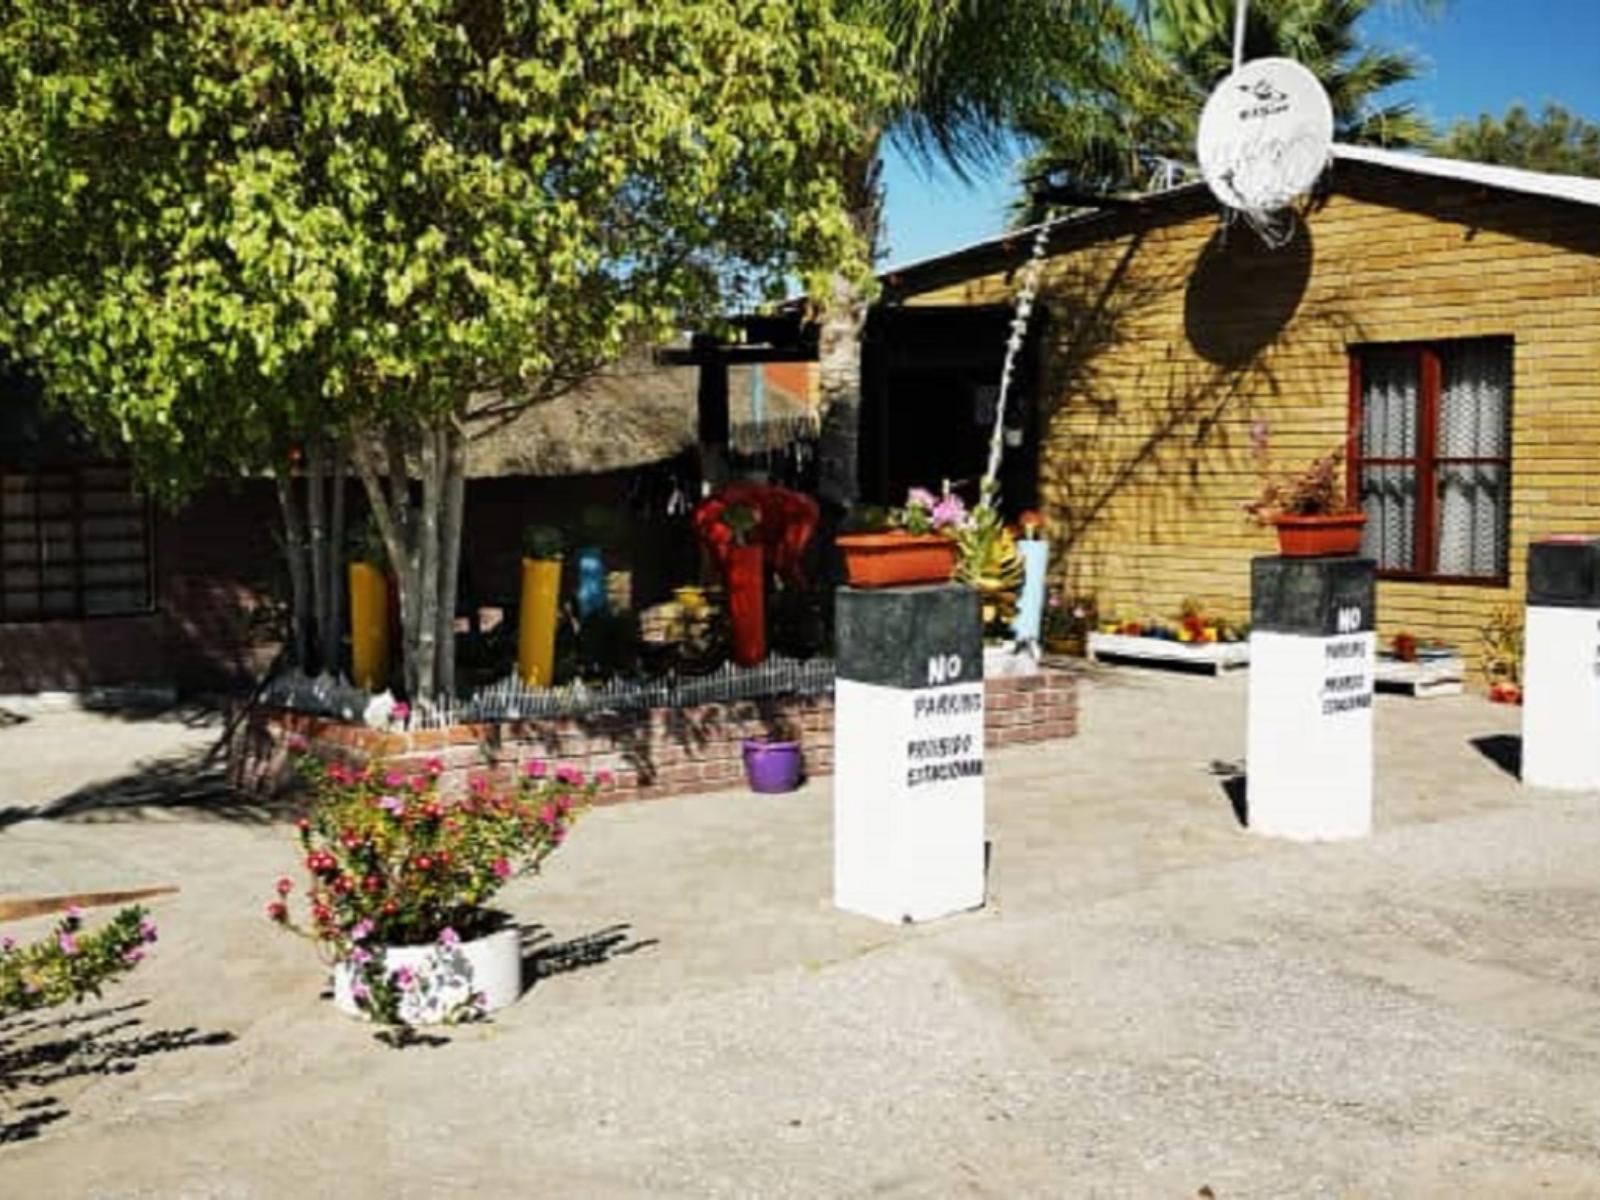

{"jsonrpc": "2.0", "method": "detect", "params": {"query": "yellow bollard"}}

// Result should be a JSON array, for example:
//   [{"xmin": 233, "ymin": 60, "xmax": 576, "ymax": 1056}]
[
  {"xmin": 517, "ymin": 557, "xmax": 562, "ymax": 686},
  {"xmin": 348, "ymin": 561, "xmax": 390, "ymax": 691}
]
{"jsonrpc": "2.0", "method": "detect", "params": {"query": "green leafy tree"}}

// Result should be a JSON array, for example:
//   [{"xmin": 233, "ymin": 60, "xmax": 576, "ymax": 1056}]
[
  {"xmin": 814, "ymin": 1, "xmax": 1108, "ymax": 508},
  {"xmin": 1022, "ymin": 0, "xmax": 1432, "ymax": 207},
  {"xmin": 1434, "ymin": 103, "xmax": 1600, "ymax": 178},
  {"xmin": 0, "ymin": 1, "xmax": 894, "ymax": 698}
]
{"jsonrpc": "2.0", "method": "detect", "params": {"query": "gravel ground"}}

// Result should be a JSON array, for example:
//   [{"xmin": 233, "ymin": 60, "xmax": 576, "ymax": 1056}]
[{"xmin": 3, "ymin": 669, "xmax": 1599, "ymax": 1198}]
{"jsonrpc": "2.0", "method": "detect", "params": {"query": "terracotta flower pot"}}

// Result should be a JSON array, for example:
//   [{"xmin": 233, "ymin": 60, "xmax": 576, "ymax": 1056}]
[
  {"xmin": 1273, "ymin": 512, "xmax": 1367, "ymax": 558},
  {"xmin": 836, "ymin": 533, "xmax": 957, "ymax": 588}
]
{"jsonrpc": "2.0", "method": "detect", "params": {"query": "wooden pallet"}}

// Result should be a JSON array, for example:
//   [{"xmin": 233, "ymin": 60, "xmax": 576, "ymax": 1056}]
[
  {"xmin": 1086, "ymin": 632, "xmax": 1249, "ymax": 677},
  {"xmin": 1374, "ymin": 654, "xmax": 1464, "ymax": 698}
]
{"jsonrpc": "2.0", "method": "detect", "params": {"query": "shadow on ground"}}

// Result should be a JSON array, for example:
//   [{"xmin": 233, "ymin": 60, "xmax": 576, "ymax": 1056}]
[
  {"xmin": 520, "ymin": 923, "xmax": 658, "ymax": 992},
  {"xmin": 0, "ymin": 744, "xmax": 298, "ymax": 831},
  {"xmin": 1472, "ymin": 734, "xmax": 1522, "ymax": 781},
  {"xmin": 0, "ymin": 999, "xmax": 235, "ymax": 1144},
  {"xmin": 1208, "ymin": 759, "xmax": 1248, "ymax": 828}
]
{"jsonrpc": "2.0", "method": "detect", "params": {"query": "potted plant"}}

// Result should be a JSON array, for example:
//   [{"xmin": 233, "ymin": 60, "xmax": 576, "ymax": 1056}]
[
  {"xmin": 835, "ymin": 489, "xmax": 962, "ymax": 588},
  {"xmin": 741, "ymin": 716, "xmax": 803, "ymax": 794},
  {"xmin": 1244, "ymin": 430, "xmax": 1367, "ymax": 557},
  {"xmin": 269, "ymin": 753, "xmax": 605, "ymax": 1034},
  {"xmin": 518, "ymin": 524, "xmax": 564, "ymax": 686},
  {"xmin": 952, "ymin": 498, "xmax": 1023, "ymax": 633},
  {"xmin": 1043, "ymin": 587, "xmax": 1095, "ymax": 656},
  {"xmin": 348, "ymin": 519, "xmax": 392, "ymax": 691}
]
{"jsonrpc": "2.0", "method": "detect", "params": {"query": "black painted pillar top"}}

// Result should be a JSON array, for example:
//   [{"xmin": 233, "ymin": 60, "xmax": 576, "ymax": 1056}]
[
  {"xmin": 1251, "ymin": 556, "xmax": 1376, "ymax": 637},
  {"xmin": 836, "ymin": 584, "xmax": 982, "ymax": 688},
  {"xmin": 1528, "ymin": 537, "xmax": 1600, "ymax": 609}
]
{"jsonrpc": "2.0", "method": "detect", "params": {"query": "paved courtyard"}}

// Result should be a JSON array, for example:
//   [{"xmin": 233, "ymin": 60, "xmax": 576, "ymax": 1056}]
[{"xmin": 3, "ymin": 668, "xmax": 1600, "ymax": 1198}]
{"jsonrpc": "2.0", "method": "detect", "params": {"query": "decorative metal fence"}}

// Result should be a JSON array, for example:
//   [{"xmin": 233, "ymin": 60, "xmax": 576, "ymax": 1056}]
[{"xmin": 257, "ymin": 655, "xmax": 836, "ymax": 729}]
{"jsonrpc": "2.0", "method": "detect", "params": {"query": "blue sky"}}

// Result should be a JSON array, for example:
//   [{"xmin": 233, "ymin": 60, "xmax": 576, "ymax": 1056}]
[{"xmin": 878, "ymin": 0, "xmax": 1600, "ymax": 269}]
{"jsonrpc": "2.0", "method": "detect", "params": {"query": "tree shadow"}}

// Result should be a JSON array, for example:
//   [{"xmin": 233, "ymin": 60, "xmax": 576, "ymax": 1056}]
[
  {"xmin": 520, "ymin": 922, "xmax": 658, "ymax": 993},
  {"xmin": 1471, "ymin": 734, "xmax": 1522, "ymax": 781},
  {"xmin": 0, "ymin": 998, "xmax": 235, "ymax": 1144},
  {"xmin": 0, "ymin": 742, "xmax": 299, "ymax": 831}
]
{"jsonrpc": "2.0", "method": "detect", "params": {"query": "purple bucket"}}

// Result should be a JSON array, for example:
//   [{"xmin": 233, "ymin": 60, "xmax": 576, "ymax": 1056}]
[{"xmin": 742, "ymin": 738, "xmax": 803, "ymax": 794}]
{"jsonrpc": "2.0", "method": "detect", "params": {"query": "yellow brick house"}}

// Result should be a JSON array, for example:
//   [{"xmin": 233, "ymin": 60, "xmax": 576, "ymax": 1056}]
[{"xmin": 876, "ymin": 145, "xmax": 1600, "ymax": 677}]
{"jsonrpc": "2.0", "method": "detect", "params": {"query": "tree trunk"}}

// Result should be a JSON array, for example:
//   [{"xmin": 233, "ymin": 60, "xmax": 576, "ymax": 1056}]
[
  {"xmin": 306, "ymin": 438, "xmax": 328, "ymax": 671},
  {"xmin": 816, "ymin": 143, "xmax": 883, "ymax": 511},
  {"xmin": 328, "ymin": 442, "xmax": 347, "ymax": 678},
  {"xmin": 274, "ymin": 472, "xmax": 310, "ymax": 668},
  {"xmin": 436, "ymin": 416, "xmax": 467, "ymax": 700},
  {"xmin": 414, "ymin": 427, "xmax": 441, "ymax": 700},
  {"xmin": 351, "ymin": 426, "xmax": 415, "ymax": 696}
]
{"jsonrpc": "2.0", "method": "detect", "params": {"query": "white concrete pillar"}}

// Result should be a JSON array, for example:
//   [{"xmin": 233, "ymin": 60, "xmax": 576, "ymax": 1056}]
[
  {"xmin": 1246, "ymin": 555, "xmax": 1376, "ymax": 841},
  {"xmin": 1523, "ymin": 538, "xmax": 1600, "ymax": 791},
  {"xmin": 834, "ymin": 584, "xmax": 985, "ymax": 923}
]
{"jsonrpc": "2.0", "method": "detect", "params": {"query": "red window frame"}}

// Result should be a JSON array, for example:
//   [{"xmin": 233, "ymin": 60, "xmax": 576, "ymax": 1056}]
[{"xmin": 1346, "ymin": 337, "xmax": 1512, "ymax": 586}]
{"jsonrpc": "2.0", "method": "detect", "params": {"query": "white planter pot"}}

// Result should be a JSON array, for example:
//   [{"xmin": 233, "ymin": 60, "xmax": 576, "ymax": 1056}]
[{"xmin": 331, "ymin": 925, "xmax": 523, "ymax": 1024}]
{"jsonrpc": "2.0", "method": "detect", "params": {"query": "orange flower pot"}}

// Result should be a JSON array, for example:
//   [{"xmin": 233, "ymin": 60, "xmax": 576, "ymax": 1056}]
[
  {"xmin": 1273, "ymin": 513, "xmax": 1367, "ymax": 558},
  {"xmin": 836, "ymin": 533, "xmax": 958, "ymax": 588}
]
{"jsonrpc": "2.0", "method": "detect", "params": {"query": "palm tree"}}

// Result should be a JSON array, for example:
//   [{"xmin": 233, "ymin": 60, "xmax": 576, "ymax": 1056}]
[
  {"xmin": 1020, "ymin": 0, "xmax": 1431, "ymax": 206},
  {"xmin": 815, "ymin": 1, "xmax": 1108, "ymax": 510}
]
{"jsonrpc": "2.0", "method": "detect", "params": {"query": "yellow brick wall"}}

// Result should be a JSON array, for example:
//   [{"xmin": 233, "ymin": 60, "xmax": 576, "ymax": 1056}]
[{"xmin": 898, "ymin": 167, "xmax": 1600, "ymax": 680}]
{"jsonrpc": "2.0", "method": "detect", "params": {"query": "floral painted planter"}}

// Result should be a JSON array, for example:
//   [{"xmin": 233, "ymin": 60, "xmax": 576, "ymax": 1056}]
[
  {"xmin": 1273, "ymin": 512, "xmax": 1367, "ymax": 558},
  {"xmin": 332, "ymin": 924, "xmax": 522, "ymax": 1025},
  {"xmin": 836, "ymin": 533, "xmax": 957, "ymax": 588},
  {"xmin": 724, "ymin": 543, "xmax": 767, "ymax": 667}
]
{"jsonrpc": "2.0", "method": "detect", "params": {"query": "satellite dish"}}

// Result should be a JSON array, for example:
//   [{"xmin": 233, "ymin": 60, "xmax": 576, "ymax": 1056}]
[{"xmin": 1196, "ymin": 57, "xmax": 1333, "ymax": 216}]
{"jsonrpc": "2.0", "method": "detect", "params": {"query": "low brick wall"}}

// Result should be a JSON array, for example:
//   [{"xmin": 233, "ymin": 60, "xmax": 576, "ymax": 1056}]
[{"xmin": 229, "ymin": 666, "xmax": 1078, "ymax": 804}]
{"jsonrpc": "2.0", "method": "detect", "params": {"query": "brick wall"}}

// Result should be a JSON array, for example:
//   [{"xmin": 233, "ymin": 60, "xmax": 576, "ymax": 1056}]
[
  {"xmin": 228, "ymin": 666, "xmax": 1079, "ymax": 804},
  {"xmin": 898, "ymin": 163, "xmax": 1600, "ymax": 682}
]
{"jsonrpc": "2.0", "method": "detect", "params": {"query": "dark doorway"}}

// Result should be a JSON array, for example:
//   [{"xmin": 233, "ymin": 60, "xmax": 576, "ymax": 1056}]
[{"xmin": 860, "ymin": 305, "xmax": 1042, "ymax": 515}]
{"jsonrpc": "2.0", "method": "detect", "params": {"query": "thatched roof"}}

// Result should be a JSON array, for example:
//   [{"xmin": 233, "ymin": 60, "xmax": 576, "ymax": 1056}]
[{"xmin": 466, "ymin": 352, "xmax": 699, "ymax": 479}]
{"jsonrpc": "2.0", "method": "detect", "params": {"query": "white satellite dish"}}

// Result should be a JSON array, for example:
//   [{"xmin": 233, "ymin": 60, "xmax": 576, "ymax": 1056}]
[{"xmin": 1196, "ymin": 56, "xmax": 1334, "ymax": 217}]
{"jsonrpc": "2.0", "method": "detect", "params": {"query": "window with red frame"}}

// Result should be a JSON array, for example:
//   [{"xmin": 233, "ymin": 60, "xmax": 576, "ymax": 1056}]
[{"xmin": 1350, "ymin": 338, "xmax": 1512, "ymax": 582}]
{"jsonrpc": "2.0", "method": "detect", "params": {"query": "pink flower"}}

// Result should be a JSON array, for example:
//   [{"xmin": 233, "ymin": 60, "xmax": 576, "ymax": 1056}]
[
  {"xmin": 123, "ymin": 947, "xmax": 145, "ymax": 965},
  {"xmin": 286, "ymin": 732, "xmax": 309, "ymax": 753},
  {"xmin": 58, "ymin": 932, "xmax": 79, "ymax": 956},
  {"xmin": 556, "ymin": 764, "xmax": 584, "ymax": 787},
  {"xmin": 906, "ymin": 487, "xmax": 937, "ymax": 510},
  {"xmin": 1, "ymin": 937, "xmax": 14, "ymax": 953},
  {"xmin": 930, "ymin": 493, "xmax": 968, "ymax": 530},
  {"xmin": 348, "ymin": 946, "xmax": 372, "ymax": 967},
  {"xmin": 351, "ymin": 918, "xmax": 375, "ymax": 943},
  {"xmin": 139, "ymin": 919, "xmax": 159, "ymax": 944},
  {"xmin": 469, "ymin": 775, "xmax": 489, "ymax": 795},
  {"xmin": 438, "ymin": 927, "xmax": 460, "ymax": 948},
  {"xmin": 352, "ymin": 981, "xmax": 370, "ymax": 1003},
  {"xmin": 523, "ymin": 759, "xmax": 547, "ymax": 779},
  {"xmin": 378, "ymin": 794, "xmax": 405, "ymax": 815},
  {"xmin": 384, "ymin": 771, "xmax": 406, "ymax": 789},
  {"xmin": 424, "ymin": 756, "xmax": 444, "ymax": 776},
  {"xmin": 596, "ymin": 769, "xmax": 615, "ymax": 788},
  {"xmin": 65, "ymin": 905, "xmax": 83, "ymax": 922},
  {"xmin": 275, "ymin": 876, "xmax": 293, "ymax": 896},
  {"xmin": 540, "ymin": 803, "xmax": 558, "ymax": 826},
  {"xmin": 491, "ymin": 857, "xmax": 511, "ymax": 879},
  {"xmin": 392, "ymin": 701, "xmax": 411, "ymax": 723},
  {"xmin": 391, "ymin": 965, "xmax": 416, "ymax": 990},
  {"xmin": 266, "ymin": 901, "xmax": 287, "ymax": 922}
]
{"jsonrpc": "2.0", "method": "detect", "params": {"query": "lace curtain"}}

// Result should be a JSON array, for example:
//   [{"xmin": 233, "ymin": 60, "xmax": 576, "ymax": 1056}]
[
  {"xmin": 1437, "ymin": 343, "xmax": 1510, "ymax": 577},
  {"xmin": 1359, "ymin": 354, "xmax": 1417, "ymax": 571}
]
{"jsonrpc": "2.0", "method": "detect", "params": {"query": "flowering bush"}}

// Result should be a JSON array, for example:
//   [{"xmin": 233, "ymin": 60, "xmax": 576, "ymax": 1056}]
[
  {"xmin": 1, "ymin": 905, "xmax": 158, "ymax": 1018},
  {"xmin": 270, "ymin": 754, "xmax": 604, "ymax": 1030}
]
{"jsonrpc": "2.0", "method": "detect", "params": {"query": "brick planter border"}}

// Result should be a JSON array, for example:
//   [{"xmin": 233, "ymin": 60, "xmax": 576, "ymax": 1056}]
[{"xmin": 229, "ymin": 666, "xmax": 1078, "ymax": 805}]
